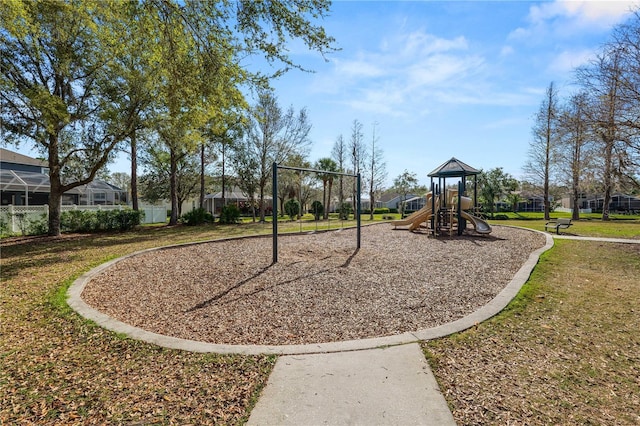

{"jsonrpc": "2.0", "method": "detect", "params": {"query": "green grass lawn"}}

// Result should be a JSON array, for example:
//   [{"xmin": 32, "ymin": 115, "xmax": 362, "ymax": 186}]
[
  {"xmin": 423, "ymin": 239, "xmax": 640, "ymax": 425},
  {"xmin": 489, "ymin": 217, "xmax": 640, "ymax": 238},
  {"xmin": 1, "ymin": 218, "xmax": 638, "ymax": 424},
  {"xmin": 1, "ymin": 225, "xmax": 278, "ymax": 425}
]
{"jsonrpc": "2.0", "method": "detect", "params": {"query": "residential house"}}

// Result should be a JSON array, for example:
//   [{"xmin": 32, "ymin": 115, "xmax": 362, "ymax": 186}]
[{"xmin": 0, "ymin": 148, "xmax": 125, "ymax": 206}]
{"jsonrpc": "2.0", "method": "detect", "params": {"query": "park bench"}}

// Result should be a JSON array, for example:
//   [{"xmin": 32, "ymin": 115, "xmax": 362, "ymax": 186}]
[{"xmin": 544, "ymin": 217, "xmax": 572, "ymax": 234}]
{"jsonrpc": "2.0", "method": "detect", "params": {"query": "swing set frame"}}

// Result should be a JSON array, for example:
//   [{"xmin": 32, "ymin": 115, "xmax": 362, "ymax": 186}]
[{"xmin": 272, "ymin": 162, "xmax": 361, "ymax": 264}]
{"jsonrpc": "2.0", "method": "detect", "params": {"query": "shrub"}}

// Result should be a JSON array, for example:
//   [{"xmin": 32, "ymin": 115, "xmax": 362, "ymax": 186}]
[
  {"xmin": 219, "ymin": 204, "xmax": 240, "ymax": 224},
  {"xmin": 115, "ymin": 209, "xmax": 143, "ymax": 230},
  {"xmin": 182, "ymin": 208, "xmax": 214, "ymax": 226},
  {"xmin": 0, "ymin": 217, "xmax": 9, "ymax": 237},
  {"xmin": 96, "ymin": 210, "xmax": 119, "ymax": 231},
  {"xmin": 493, "ymin": 214, "xmax": 509, "ymax": 220},
  {"xmin": 389, "ymin": 208, "xmax": 398, "ymax": 214},
  {"xmin": 61, "ymin": 210, "xmax": 97, "ymax": 232},
  {"xmin": 284, "ymin": 199, "xmax": 300, "ymax": 221},
  {"xmin": 338, "ymin": 202, "xmax": 352, "ymax": 220},
  {"xmin": 27, "ymin": 214, "xmax": 48, "ymax": 235},
  {"xmin": 373, "ymin": 207, "xmax": 390, "ymax": 214},
  {"xmin": 61, "ymin": 209, "xmax": 142, "ymax": 232},
  {"xmin": 310, "ymin": 200, "xmax": 324, "ymax": 220}
]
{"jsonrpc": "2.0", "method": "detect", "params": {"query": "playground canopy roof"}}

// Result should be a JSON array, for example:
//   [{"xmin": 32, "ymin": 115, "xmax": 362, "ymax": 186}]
[{"xmin": 428, "ymin": 157, "xmax": 480, "ymax": 178}]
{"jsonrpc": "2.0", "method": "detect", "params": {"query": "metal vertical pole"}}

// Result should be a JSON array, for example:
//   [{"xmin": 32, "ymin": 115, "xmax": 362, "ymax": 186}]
[
  {"xmin": 430, "ymin": 181, "xmax": 435, "ymax": 234},
  {"xmin": 356, "ymin": 173, "xmax": 361, "ymax": 249},
  {"xmin": 474, "ymin": 175, "xmax": 478, "ymax": 210},
  {"xmin": 272, "ymin": 162, "xmax": 278, "ymax": 264},
  {"xmin": 457, "ymin": 180, "xmax": 463, "ymax": 236}
]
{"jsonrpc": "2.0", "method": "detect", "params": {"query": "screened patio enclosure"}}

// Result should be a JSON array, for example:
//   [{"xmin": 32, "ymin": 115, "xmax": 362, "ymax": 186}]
[{"xmin": 0, "ymin": 169, "xmax": 126, "ymax": 206}]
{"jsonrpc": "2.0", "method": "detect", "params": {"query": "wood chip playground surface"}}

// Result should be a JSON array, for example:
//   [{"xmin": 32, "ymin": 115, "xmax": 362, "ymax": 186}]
[{"xmin": 81, "ymin": 224, "xmax": 547, "ymax": 346}]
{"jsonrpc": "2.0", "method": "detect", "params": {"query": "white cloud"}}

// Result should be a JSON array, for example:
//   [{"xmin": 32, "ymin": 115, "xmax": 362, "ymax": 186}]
[
  {"xmin": 548, "ymin": 49, "xmax": 595, "ymax": 73},
  {"xmin": 509, "ymin": 0, "xmax": 636, "ymax": 42},
  {"xmin": 500, "ymin": 45, "xmax": 515, "ymax": 57},
  {"xmin": 555, "ymin": 1, "xmax": 636, "ymax": 25},
  {"xmin": 315, "ymin": 28, "xmax": 497, "ymax": 117},
  {"xmin": 526, "ymin": 0, "xmax": 634, "ymax": 33},
  {"xmin": 397, "ymin": 32, "xmax": 468, "ymax": 57},
  {"xmin": 334, "ymin": 58, "xmax": 386, "ymax": 78}
]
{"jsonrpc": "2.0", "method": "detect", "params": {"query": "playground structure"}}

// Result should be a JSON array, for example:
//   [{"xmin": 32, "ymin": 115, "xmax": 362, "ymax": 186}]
[{"xmin": 392, "ymin": 158, "xmax": 492, "ymax": 236}]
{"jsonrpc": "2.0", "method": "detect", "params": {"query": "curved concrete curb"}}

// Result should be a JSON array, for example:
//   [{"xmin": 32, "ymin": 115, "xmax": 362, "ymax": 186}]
[{"xmin": 67, "ymin": 227, "xmax": 554, "ymax": 355}]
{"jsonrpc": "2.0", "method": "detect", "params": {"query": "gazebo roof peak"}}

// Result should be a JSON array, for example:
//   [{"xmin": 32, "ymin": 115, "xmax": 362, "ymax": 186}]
[{"xmin": 428, "ymin": 157, "xmax": 480, "ymax": 177}]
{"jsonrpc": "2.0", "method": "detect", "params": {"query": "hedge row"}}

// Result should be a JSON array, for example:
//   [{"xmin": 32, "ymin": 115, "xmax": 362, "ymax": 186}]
[{"xmin": 61, "ymin": 209, "xmax": 143, "ymax": 232}]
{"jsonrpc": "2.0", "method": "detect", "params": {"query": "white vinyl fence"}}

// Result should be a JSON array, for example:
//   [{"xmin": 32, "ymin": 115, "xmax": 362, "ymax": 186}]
[{"xmin": 0, "ymin": 204, "xmax": 167, "ymax": 234}]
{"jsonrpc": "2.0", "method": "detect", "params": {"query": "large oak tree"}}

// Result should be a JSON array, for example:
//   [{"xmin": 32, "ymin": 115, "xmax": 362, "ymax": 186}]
[{"xmin": 1, "ymin": 0, "xmax": 336, "ymax": 234}]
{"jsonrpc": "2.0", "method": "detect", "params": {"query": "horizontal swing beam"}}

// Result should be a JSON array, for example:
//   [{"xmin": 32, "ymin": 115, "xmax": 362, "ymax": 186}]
[{"xmin": 276, "ymin": 164, "xmax": 358, "ymax": 178}]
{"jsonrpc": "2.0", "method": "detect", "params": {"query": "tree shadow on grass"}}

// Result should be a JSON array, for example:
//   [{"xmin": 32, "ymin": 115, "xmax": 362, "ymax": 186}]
[{"xmin": 0, "ymin": 225, "xmax": 269, "ymax": 281}]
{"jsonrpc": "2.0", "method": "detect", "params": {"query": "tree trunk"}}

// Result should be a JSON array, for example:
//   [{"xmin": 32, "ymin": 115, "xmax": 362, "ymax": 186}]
[
  {"xmin": 338, "ymin": 175, "xmax": 344, "ymax": 211},
  {"xmin": 543, "ymin": 87, "xmax": 553, "ymax": 221},
  {"xmin": 602, "ymin": 140, "xmax": 614, "ymax": 221},
  {"xmin": 131, "ymin": 130, "xmax": 139, "ymax": 211},
  {"xmin": 251, "ymin": 197, "xmax": 257, "ymax": 222},
  {"xmin": 571, "ymin": 183, "xmax": 580, "ymax": 221},
  {"xmin": 47, "ymin": 136, "xmax": 62, "ymax": 236},
  {"xmin": 48, "ymin": 180, "xmax": 63, "ymax": 237},
  {"xmin": 259, "ymin": 187, "xmax": 266, "ymax": 222},
  {"xmin": 325, "ymin": 179, "xmax": 333, "ymax": 220},
  {"xmin": 221, "ymin": 143, "xmax": 226, "ymax": 210},
  {"xmin": 199, "ymin": 143, "xmax": 205, "ymax": 209},
  {"xmin": 322, "ymin": 180, "xmax": 327, "ymax": 220},
  {"xmin": 369, "ymin": 190, "xmax": 374, "ymax": 221},
  {"xmin": 571, "ymin": 141, "xmax": 581, "ymax": 221},
  {"xmin": 169, "ymin": 148, "xmax": 179, "ymax": 225}
]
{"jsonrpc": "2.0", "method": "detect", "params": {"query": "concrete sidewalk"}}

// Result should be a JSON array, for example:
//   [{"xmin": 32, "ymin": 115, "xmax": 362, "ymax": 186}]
[
  {"xmin": 553, "ymin": 235, "xmax": 640, "ymax": 244},
  {"xmin": 247, "ymin": 343, "xmax": 456, "ymax": 426}
]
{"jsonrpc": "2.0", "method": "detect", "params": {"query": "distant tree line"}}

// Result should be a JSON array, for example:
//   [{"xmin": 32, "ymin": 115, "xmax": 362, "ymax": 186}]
[{"xmin": 525, "ymin": 9, "xmax": 640, "ymax": 221}]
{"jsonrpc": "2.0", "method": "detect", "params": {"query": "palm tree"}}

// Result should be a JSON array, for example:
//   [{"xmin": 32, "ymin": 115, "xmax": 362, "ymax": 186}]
[{"xmin": 315, "ymin": 158, "xmax": 339, "ymax": 219}]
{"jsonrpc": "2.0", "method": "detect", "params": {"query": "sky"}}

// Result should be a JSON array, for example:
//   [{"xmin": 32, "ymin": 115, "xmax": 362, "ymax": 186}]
[
  {"xmin": 256, "ymin": 0, "xmax": 638, "ymax": 187},
  {"xmin": 8, "ymin": 0, "xmax": 639, "ymax": 188}
]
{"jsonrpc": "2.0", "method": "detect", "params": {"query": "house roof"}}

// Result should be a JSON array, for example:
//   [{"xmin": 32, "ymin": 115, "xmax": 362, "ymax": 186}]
[
  {"xmin": 0, "ymin": 148, "xmax": 124, "ymax": 194},
  {"xmin": 0, "ymin": 148, "xmax": 47, "ymax": 168},
  {"xmin": 0, "ymin": 169, "xmax": 123, "ymax": 194},
  {"xmin": 205, "ymin": 190, "xmax": 250, "ymax": 200},
  {"xmin": 204, "ymin": 190, "xmax": 273, "ymax": 201},
  {"xmin": 428, "ymin": 157, "xmax": 480, "ymax": 177}
]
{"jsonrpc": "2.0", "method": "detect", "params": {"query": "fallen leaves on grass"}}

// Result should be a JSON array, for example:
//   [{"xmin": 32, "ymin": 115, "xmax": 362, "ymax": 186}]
[
  {"xmin": 424, "ymin": 240, "xmax": 640, "ymax": 425},
  {"xmin": 1, "ymin": 227, "xmax": 276, "ymax": 425}
]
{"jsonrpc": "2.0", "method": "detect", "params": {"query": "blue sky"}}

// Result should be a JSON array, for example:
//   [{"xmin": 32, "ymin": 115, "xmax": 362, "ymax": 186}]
[
  {"xmin": 260, "ymin": 0, "xmax": 637, "ymax": 187},
  {"xmin": 9, "ymin": 1, "xmax": 638, "ymax": 188}
]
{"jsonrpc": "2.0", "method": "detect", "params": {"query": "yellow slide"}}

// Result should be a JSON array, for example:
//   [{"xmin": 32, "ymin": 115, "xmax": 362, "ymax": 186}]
[
  {"xmin": 392, "ymin": 194, "xmax": 436, "ymax": 231},
  {"xmin": 391, "ymin": 193, "xmax": 432, "ymax": 226},
  {"xmin": 407, "ymin": 208, "xmax": 433, "ymax": 231}
]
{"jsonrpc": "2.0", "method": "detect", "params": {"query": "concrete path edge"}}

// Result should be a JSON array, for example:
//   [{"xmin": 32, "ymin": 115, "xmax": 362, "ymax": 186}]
[{"xmin": 67, "ymin": 226, "xmax": 555, "ymax": 355}]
